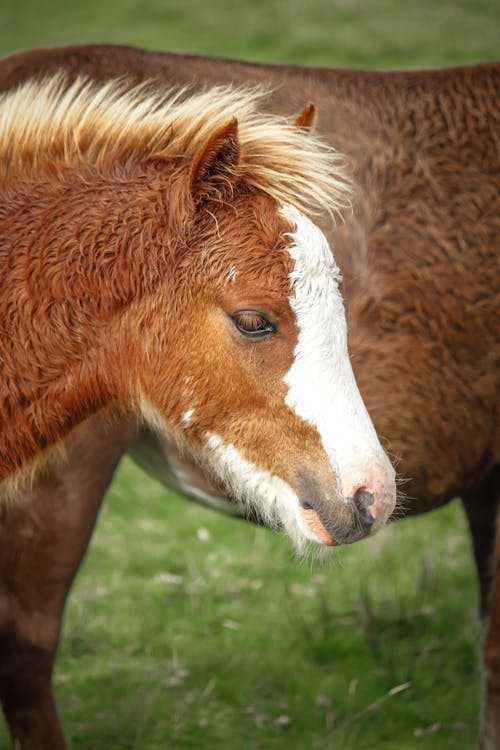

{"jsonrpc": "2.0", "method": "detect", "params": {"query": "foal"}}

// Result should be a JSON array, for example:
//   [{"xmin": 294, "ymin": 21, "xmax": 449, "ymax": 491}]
[{"xmin": 0, "ymin": 76, "xmax": 395, "ymax": 555}]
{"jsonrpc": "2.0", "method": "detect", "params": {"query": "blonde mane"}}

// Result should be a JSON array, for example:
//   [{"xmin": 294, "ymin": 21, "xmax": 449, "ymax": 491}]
[{"xmin": 0, "ymin": 74, "xmax": 352, "ymax": 219}]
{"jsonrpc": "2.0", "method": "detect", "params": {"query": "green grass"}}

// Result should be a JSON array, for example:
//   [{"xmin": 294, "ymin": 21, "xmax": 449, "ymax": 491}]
[
  {"xmin": 0, "ymin": 0, "xmax": 498, "ymax": 66},
  {"xmin": 45, "ymin": 459, "xmax": 480, "ymax": 749},
  {"xmin": 0, "ymin": 1, "xmax": 495, "ymax": 747}
]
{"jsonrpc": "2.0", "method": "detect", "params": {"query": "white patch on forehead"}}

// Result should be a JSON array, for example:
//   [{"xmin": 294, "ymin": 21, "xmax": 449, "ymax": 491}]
[
  {"xmin": 228, "ymin": 265, "xmax": 237, "ymax": 282},
  {"xmin": 281, "ymin": 205, "xmax": 384, "ymax": 494},
  {"xmin": 205, "ymin": 433, "xmax": 326, "ymax": 550}
]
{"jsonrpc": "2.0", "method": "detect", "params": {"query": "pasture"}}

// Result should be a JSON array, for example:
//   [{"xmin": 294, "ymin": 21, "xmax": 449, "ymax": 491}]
[{"xmin": 0, "ymin": 1, "xmax": 497, "ymax": 748}]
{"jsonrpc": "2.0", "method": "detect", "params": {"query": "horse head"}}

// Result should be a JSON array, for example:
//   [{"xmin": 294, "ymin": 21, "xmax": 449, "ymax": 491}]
[
  {"xmin": 131, "ymin": 110, "xmax": 396, "ymax": 549},
  {"xmin": 0, "ymin": 77, "xmax": 395, "ymax": 548}
]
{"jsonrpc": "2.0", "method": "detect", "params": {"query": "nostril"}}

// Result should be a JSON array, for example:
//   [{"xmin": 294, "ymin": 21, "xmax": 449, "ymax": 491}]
[
  {"xmin": 350, "ymin": 487, "xmax": 376, "ymax": 528},
  {"xmin": 301, "ymin": 501, "xmax": 313, "ymax": 510},
  {"xmin": 354, "ymin": 488, "xmax": 375, "ymax": 507}
]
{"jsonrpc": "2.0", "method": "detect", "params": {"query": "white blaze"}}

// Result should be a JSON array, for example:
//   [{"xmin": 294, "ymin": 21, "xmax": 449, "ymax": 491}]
[
  {"xmin": 281, "ymin": 205, "xmax": 387, "ymax": 496},
  {"xmin": 199, "ymin": 206, "xmax": 393, "ymax": 550}
]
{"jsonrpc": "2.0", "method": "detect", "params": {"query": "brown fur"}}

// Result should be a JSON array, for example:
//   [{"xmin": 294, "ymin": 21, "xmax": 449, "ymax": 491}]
[
  {"xmin": 0, "ymin": 76, "xmax": 353, "ymax": 500},
  {"xmin": 0, "ymin": 46, "xmax": 498, "ymax": 749}
]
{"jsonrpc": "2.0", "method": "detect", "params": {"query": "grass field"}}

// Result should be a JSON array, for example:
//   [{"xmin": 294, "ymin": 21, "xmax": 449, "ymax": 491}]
[
  {"xmin": 48, "ymin": 462, "xmax": 480, "ymax": 750},
  {"xmin": 0, "ymin": 0, "xmax": 499, "ymax": 65},
  {"xmin": 0, "ymin": 2, "xmax": 497, "ymax": 748}
]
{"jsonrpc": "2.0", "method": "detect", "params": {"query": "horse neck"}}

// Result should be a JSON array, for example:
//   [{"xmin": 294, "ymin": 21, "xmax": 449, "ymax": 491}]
[{"xmin": 0, "ymin": 163, "xmax": 180, "ymax": 483}]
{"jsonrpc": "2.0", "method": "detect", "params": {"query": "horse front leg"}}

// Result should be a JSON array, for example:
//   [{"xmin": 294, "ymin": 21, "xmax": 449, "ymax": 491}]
[
  {"xmin": 462, "ymin": 467, "xmax": 500, "ymax": 750},
  {"xmin": 0, "ymin": 412, "xmax": 138, "ymax": 750},
  {"xmin": 480, "ymin": 489, "xmax": 500, "ymax": 750}
]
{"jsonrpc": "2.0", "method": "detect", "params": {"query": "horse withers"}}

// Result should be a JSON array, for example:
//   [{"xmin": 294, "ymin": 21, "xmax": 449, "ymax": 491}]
[{"xmin": 0, "ymin": 74, "xmax": 395, "ymax": 748}]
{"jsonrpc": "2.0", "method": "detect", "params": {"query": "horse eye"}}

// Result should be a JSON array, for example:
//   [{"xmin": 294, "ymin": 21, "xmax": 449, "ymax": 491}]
[{"xmin": 230, "ymin": 310, "xmax": 277, "ymax": 338}]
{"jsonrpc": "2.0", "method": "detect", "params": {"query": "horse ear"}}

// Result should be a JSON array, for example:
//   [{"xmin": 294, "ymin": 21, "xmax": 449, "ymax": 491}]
[
  {"xmin": 190, "ymin": 118, "xmax": 240, "ymax": 203},
  {"xmin": 294, "ymin": 102, "xmax": 316, "ymax": 130}
]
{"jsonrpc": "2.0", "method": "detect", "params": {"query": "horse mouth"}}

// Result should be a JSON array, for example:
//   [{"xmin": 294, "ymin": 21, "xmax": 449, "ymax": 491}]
[
  {"xmin": 300, "ymin": 504, "xmax": 336, "ymax": 545},
  {"xmin": 297, "ymin": 472, "xmax": 377, "ymax": 545}
]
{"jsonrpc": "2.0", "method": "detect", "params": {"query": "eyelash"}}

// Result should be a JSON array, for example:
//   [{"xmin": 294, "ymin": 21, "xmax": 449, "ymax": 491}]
[{"xmin": 230, "ymin": 310, "xmax": 277, "ymax": 338}]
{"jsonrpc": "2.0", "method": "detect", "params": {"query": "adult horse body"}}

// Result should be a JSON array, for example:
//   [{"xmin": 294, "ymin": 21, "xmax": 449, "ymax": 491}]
[{"xmin": 0, "ymin": 46, "xmax": 498, "ymax": 749}]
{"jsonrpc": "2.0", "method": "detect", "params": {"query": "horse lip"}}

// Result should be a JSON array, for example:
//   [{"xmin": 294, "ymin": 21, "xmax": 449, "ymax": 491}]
[
  {"xmin": 297, "ymin": 472, "xmax": 375, "ymax": 544},
  {"xmin": 300, "ymin": 504, "xmax": 336, "ymax": 545}
]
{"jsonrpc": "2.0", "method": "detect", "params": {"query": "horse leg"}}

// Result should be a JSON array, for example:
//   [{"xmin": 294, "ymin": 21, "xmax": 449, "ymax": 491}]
[
  {"xmin": 0, "ymin": 413, "xmax": 137, "ymax": 750},
  {"xmin": 462, "ymin": 467, "xmax": 500, "ymax": 750}
]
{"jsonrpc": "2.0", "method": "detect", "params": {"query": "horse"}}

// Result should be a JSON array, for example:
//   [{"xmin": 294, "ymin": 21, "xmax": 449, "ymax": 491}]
[
  {"xmin": 0, "ymin": 45, "xmax": 498, "ymax": 749},
  {"xmin": 0, "ymin": 71, "xmax": 398, "ymax": 748}
]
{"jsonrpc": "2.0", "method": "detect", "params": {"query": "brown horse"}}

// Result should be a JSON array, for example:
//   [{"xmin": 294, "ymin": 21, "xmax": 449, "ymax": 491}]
[{"xmin": 0, "ymin": 46, "xmax": 498, "ymax": 749}]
